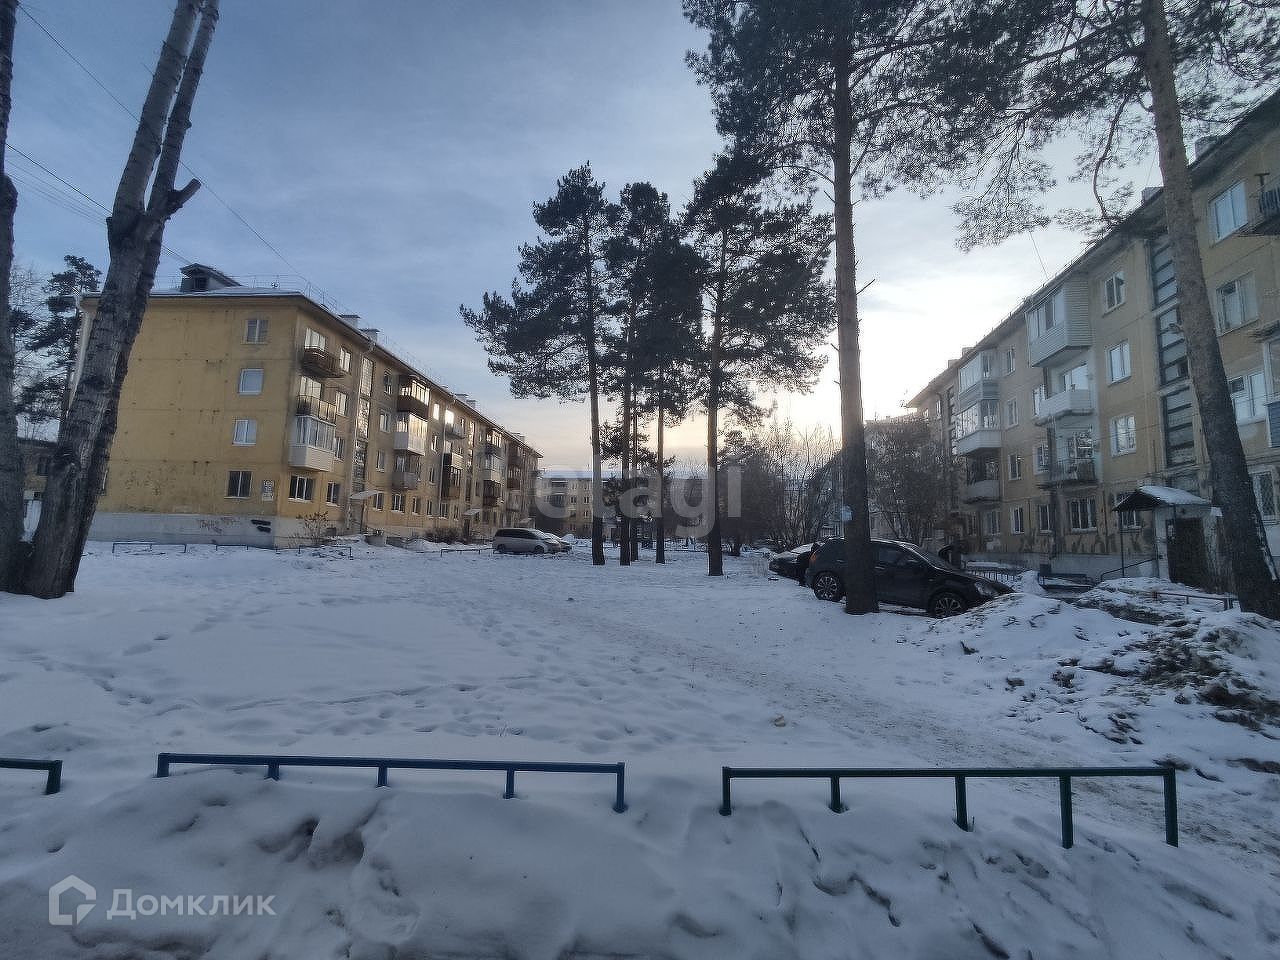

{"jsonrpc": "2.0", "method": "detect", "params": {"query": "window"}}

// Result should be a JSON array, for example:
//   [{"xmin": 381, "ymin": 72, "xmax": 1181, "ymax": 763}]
[
  {"xmin": 375, "ymin": 450, "xmax": 387, "ymax": 471},
  {"xmin": 293, "ymin": 415, "xmax": 336, "ymax": 451},
  {"xmin": 983, "ymin": 509, "xmax": 1000, "ymax": 536},
  {"xmin": 1108, "ymin": 341, "xmax": 1131, "ymax": 383},
  {"xmin": 289, "ymin": 475, "xmax": 314, "ymax": 501},
  {"xmin": 1005, "ymin": 398, "xmax": 1018, "ymax": 428},
  {"xmin": 1032, "ymin": 385, "xmax": 1044, "ymax": 417},
  {"xmin": 1229, "ymin": 371, "xmax": 1266, "ymax": 423},
  {"xmin": 383, "ymin": 372, "xmax": 394, "ymax": 396},
  {"xmin": 432, "ymin": 402, "xmax": 441, "ymax": 419},
  {"xmin": 391, "ymin": 493, "xmax": 405, "ymax": 512},
  {"xmin": 1150, "ymin": 237, "xmax": 1177, "ymax": 305},
  {"xmin": 333, "ymin": 435, "xmax": 346, "ymax": 461},
  {"xmin": 226, "ymin": 470, "xmax": 252, "ymax": 498},
  {"xmin": 1217, "ymin": 274, "xmax": 1259, "ymax": 333},
  {"xmin": 371, "ymin": 492, "xmax": 384, "ymax": 510},
  {"xmin": 1037, "ymin": 503, "xmax": 1052, "ymax": 533},
  {"xmin": 1034, "ymin": 443, "xmax": 1050, "ymax": 474},
  {"xmin": 378, "ymin": 408, "xmax": 392, "ymax": 433},
  {"xmin": 298, "ymin": 374, "xmax": 322, "ymax": 401},
  {"xmin": 244, "ymin": 317, "xmax": 268, "ymax": 343},
  {"xmin": 1110, "ymin": 414, "xmax": 1137, "ymax": 455},
  {"xmin": 426, "ymin": 500, "xmax": 434, "ymax": 516},
  {"xmin": 1004, "ymin": 348, "xmax": 1016, "ymax": 375},
  {"xmin": 360, "ymin": 358, "xmax": 374, "ymax": 396},
  {"xmin": 304, "ymin": 328, "xmax": 326, "ymax": 351},
  {"xmin": 1008, "ymin": 453, "xmax": 1023, "ymax": 480},
  {"xmin": 1210, "ymin": 181, "xmax": 1247, "ymax": 241},
  {"xmin": 1060, "ymin": 362, "xmax": 1088, "ymax": 392},
  {"xmin": 35, "ymin": 456, "xmax": 51, "ymax": 477},
  {"xmin": 1162, "ymin": 387, "xmax": 1196, "ymax": 467},
  {"xmin": 1027, "ymin": 288, "xmax": 1064, "ymax": 339},
  {"xmin": 411, "ymin": 497, "xmax": 421, "ymax": 514},
  {"xmin": 1011, "ymin": 506, "xmax": 1026, "ymax": 535},
  {"xmin": 232, "ymin": 418, "xmax": 257, "ymax": 445},
  {"xmin": 1156, "ymin": 308, "xmax": 1188, "ymax": 385},
  {"xmin": 1103, "ymin": 271, "xmax": 1125, "ymax": 311},
  {"xmin": 1068, "ymin": 497, "xmax": 1098, "ymax": 531},
  {"xmin": 430, "ymin": 433, "xmax": 439, "ymax": 452},
  {"xmin": 1253, "ymin": 471, "xmax": 1277, "ymax": 519},
  {"xmin": 958, "ymin": 353, "xmax": 993, "ymax": 392},
  {"xmin": 339, "ymin": 347, "xmax": 352, "ymax": 372},
  {"xmin": 326, "ymin": 481, "xmax": 341, "ymax": 505},
  {"xmin": 238, "ymin": 368, "xmax": 264, "ymax": 395},
  {"xmin": 333, "ymin": 390, "xmax": 349, "ymax": 417}
]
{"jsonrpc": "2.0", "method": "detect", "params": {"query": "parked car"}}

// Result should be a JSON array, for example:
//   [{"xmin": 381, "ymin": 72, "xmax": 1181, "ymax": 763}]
[
  {"xmin": 492, "ymin": 528, "xmax": 570, "ymax": 554},
  {"xmin": 769, "ymin": 541, "xmax": 826, "ymax": 584},
  {"xmin": 805, "ymin": 538, "xmax": 1011, "ymax": 616}
]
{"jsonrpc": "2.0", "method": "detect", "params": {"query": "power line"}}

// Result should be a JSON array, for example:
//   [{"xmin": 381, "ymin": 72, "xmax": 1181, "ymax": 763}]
[{"xmin": 20, "ymin": 3, "xmax": 327, "ymax": 292}]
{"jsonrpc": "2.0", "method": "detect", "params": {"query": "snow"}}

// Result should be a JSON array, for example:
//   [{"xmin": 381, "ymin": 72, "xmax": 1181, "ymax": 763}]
[
  {"xmin": 1132, "ymin": 484, "xmax": 1211, "ymax": 507},
  {"xmin": 1, "ymin": 544, "xmax": 1278, "ymax": 957}
]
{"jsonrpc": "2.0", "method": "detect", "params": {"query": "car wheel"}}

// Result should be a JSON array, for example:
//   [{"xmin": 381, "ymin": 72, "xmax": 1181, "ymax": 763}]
[
  {"xmin": 495, "ymin": 545, "xmax": 507, "ymax": 554},
  {"xmin": 928, "ymin": 590, "xmax": 967, "ymax": 618},
  {"xmin": 812, "ymin": 572, "xmax": 843, "ymax": 602},
  {"xmin": 534, "ymin": 544, "xmax": 547, "ymax": 555}
]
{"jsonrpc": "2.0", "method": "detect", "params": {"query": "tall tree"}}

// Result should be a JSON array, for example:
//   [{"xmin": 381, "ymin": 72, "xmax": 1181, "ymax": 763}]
[
  {"xmin": 0, "ymin": 0, "xmax": 20, "ymax": 589},
  {"xmin": 685, "ymin": 0, "xmax": 955, "ymax": 611},
  {"xmin": 18, "ymin": 0, "xmax": 219, "ymax": 598},
  {"xmin": 684, "ymin": 150, "xmax": 835, "ymax": 576},
  {"xmin": 462, "ymin": 164, "xmax": 615, "ymax": 565},
  {"xmin": 29, "ymin": 256, "xmax": 101, "ymax": 420},
  {"xmin": 946, "ymin": 0, "xmax": 1280, "ymax": 615}
]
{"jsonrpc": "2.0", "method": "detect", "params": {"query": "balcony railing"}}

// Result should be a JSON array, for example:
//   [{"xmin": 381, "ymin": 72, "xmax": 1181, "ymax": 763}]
[
  {"xmin": 955, "ymin": 428, "xmax": 1001, "ymax": 456},
  {"xmin": 1040, "ymin": 456, "xmax": 1098, "ymax": 486},
  {"xmin": 1033, "ymin": 388, "xmax": 1093, "ymax": 425},
  {"xmin": 1248, "ymin": 187, "xmax": 1280, "ymax": 235},
  {"xmin": 396, "ymin": 378, "xmax": 431, "ymax": 419},
  {"xmin": 391, "ymin": 469, "xmax": 420, "ymax": 491},
  {"xmin": 393, "ymin": 428, "xmax": 427, "ymax": 455},
  {"xmin": 961, "ymin": 478, "xmax": 1000, "ymax": 503},
  {"xmin": 288, "ymin": 443, "xmax": 334, "ymax": 472},
  {"xmin": 295, "ymin": 395, "xmax": 337, "ymax": 423},
  {"xmin": 507, "ymin": 470, "xmax": 523, "ymax": 489},
  {"xmin": 446, "ymin": 422, "xmax": 466, "ymax": 439},
  {"xmin": 300, "ymin": 346, "xmax": 343, "ymax": 379},
  {"xmin": 482, "ymin": 493, "xmax": 502, "ymax": 508}
]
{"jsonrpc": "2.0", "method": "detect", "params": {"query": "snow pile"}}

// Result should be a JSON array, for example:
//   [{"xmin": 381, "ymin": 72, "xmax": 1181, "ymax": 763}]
[{"xmin": 1, "ymin": 545, "xmax": 1278, "ymax": 957}]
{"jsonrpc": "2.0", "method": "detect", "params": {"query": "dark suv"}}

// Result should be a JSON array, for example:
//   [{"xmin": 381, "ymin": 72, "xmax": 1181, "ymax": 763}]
[{"xmin": 805, "ymin": 538, "xmax": 1010, "ymax": 617}]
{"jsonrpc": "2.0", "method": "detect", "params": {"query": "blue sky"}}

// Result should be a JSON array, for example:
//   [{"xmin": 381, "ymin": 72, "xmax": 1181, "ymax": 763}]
[{"xmin": 9, "ymin": 0, "xmax": 1136, "ymax": 465}]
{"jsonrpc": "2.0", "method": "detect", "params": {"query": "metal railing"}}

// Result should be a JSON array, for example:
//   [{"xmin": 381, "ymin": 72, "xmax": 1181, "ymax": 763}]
[
  {"xmin": 718, "ymin": 765, "xmax": 1177, "ymax": 849},
  {"xmin": 0, "ymin": 757, "xmax": 63, "ymax": 795},
  {"xmin": 111, "ymin": 540, "xmax": 189, "ymax": 554},
  {"xmin": 155, "ymin": 753, "xmax": 626, "ymax": 811},
  {"xmin": 437, "ymin": 546, "xmax": 491, "ymax": 557}
]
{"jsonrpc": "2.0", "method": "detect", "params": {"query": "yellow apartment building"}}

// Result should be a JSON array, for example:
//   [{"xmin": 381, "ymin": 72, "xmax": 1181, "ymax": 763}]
[
  {"xmin": 907, "ymin": 91, "xmax": 1280, "ymax": 589},
  {"xmin": 80, "ymin": 264, "xmax": 540, "ymax": 547}
]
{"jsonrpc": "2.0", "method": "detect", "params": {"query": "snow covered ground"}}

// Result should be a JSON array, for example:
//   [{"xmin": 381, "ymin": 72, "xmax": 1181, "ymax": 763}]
[{"xmin": 0, "ymin": 543, "xmax": 1277, "ymax": 958}]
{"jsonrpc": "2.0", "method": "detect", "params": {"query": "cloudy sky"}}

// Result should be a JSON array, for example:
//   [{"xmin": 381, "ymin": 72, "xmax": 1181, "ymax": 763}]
[{"xmin": 9, "ymin": 0, "xmax": 1157, "ymax": 466}]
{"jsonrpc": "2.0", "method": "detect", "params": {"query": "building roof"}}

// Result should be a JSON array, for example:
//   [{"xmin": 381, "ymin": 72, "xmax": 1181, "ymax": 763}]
[{"xmin": 1113, "ymin": 485, "xmax": 1211, "ymax": 512}]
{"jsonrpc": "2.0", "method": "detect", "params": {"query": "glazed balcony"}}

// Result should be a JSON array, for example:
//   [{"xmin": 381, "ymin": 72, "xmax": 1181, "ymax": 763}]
[
  {"xmin": 295, "ymin": 395, "xmax": 337, "ymax": 423},
  {"xmin": 1033, "ymin": 388, "xmax": 1093, "ymax": 425},
  {"xmin": 961, "ymin": 478, "xmax": 1000, "ymax": 503},
  {"xmin": 392, "ymin": 469, "xmax": 420, "ymax": 491},
  {"xmin": 955, "ymin": 428, "xmax": 1001, "ymax": 457}
]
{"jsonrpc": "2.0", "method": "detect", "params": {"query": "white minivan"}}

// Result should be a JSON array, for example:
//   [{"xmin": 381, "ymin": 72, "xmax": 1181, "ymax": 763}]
[{"xmin": 492, "ymin": 528, "xmax": 570, "ymax": 554}]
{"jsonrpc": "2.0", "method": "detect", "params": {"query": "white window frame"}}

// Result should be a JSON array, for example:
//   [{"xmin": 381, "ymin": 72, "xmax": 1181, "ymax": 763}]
[
  {"xmin": 326, "ymin": 481, "xmax": 341, "ymax": 506},
  {"xmin": 375, "ymin": 450, "xmax": 387, "ymax": 472},
  {"xmin": 339, "ymin": 347, "xmax": 352, "ymax": 372},
  {"xmin": 333, "ymin": 390, "xmax": 349, "ymax": 418},
  {"xmin": 304, "ymin": 328, "xmax": 326, "ymax": 351},
  {"xmin": 1102, "ymin": 271, "xmax": 1125, "ymax": 312},
  {"xmin": 1107, "ymin": 341, "xmax": 1131, "ymax": 383},
  {"xmin": 238, "ymin": 368, "xmax": 264, "ymax": 395},
  {"xmin": 1210, "ymin": 181, "xmax": 1248, "ymax": 242},
  {"xmin": 1005, "ymin": 397, "xmax": 1018, "ymax": 428},
  {"xmin": 1037, "ymin": 503, "xmax": 1052, "ymax": 533},
  {"xmin": 983, "ymin": 509, "xmax": 1000, "ymax": 536},
  {"xmin": 1216, "ymin": 273, "xmax": 1259, "ymax": 334},
  {"xmin": 1003, "ymin": 347, "xmax": 1015, "ymax": 376},
  {"xmin": 1068, "ymin": 497, "xmax": 1098, "ymax": 532},
  {"xmin": 1008, "ymin": 453, "xmax": 1022, "ymax": 480},
  {"xmin": 288, "ymin": 475, "xmax": 314, "ymax": 502},
  {"xmin": 244, "ymin": 317, "xmax": 268, "ymax": 343},
  {"xmin": 232, "ymin": 418, "xmax": 257, "ymax": 446},
  {"xmin": 391, "ymin": 493, "xmax": 405, "ymax": 513},
  {"xmin": 1011, "ymin": 506, "xmax": 1026, "ymax": 535},
  {"xmin": 226, "ymin": 470, "xmax": 252, "ymax": 499},
  {"xmin": 1033, "ymin": 443, "xmax": 1050, "ymax": 474},
  {"xmin": 1229, "ymin": 371, "xmax": 1267, "ymax": 424},
  {"xmin": 333, "ymin": 435, "xmax": 346, "ymax": 461},
  {"xmin": 1109, "ymin": 414, "xmax": 1137, "ymax": 456}
]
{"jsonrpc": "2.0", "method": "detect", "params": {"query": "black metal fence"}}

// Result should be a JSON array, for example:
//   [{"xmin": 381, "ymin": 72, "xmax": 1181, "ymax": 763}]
[
  {"xmin": 155, "ymin": 752, "xmax": 626, "ymax": 812},
  {"xmin": 110, "ymin": 540, "xmax": 189, "ymax": 554},
  {"xmin": 719, "ymin": 765, "xmax": 1177, "ymax": 849},
  {"xmin": 0, "ymin": 757, "xmax": 62, "ymax": 795}
]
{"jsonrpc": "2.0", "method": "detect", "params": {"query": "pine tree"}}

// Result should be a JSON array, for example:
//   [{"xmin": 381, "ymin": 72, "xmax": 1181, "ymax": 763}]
[
  {"xmin": 462, "ymin": 164, "xmax": 615, "ymax": 565},
  {"xmin": 684, "ymin": 150, "xmax": 835, "ymax": 577}
]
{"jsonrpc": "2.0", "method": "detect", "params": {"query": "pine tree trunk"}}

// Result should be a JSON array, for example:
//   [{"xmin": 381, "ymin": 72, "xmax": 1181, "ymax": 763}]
[
  {"xmin": 619, "ymin": 319, "xmax": 632, "ymax": 566},
  {"xmin": 655, "ymin": 382, "xmax": 666, "ymax": 563},
  {"xmin": 23, "ymin": 0, "xmax": 215, "ymax": 599},
  {"xmin": 0, "ymin": 0, "xmax": 21, "ymax": 590},
  {"xmin": 584, "ymin": 230, "xmax": 606, "ymax": 566},
  {"xmin": 1139, "ymin": 0, "xmax": 1279, "ymax": 616},
  {"xmin": 706, "ymin": 237, "xmax": 727, "ymax": 577},
  {"xmin": 831, "ymin": 50, "xmax": 878, "ymax": 614},
  {"xmin": 630, "ymin": 403, "xmax": 640, "ymax": 560}
]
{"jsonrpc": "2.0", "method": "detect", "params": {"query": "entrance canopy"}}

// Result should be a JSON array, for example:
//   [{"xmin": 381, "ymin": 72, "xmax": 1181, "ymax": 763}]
[{"xmin": 1112, "ymin": 485, "xmax": 1210, "ymax": 513}]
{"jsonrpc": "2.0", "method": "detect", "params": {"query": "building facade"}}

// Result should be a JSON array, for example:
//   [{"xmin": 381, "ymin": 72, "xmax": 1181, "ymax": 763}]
[
  {"xmin": 534, "ymin": 470, "xmax": 595, "ymax": 539},
  {"xmin": 82, "ymin": 264, "xmax": 540, "ymax": 547},
  {"xmin": 17, "ymin": 436, "xmax": 53, "ymax": 537},
  {"xmin": 907, "ymin": 94, "xmax": 1280, "ymax": 588}
]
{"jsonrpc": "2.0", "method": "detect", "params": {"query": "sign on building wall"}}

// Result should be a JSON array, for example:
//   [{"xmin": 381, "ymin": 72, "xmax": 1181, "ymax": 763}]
[{"xmin": 261, "ymin": 480, "xmax": 275, "ymax": 501}]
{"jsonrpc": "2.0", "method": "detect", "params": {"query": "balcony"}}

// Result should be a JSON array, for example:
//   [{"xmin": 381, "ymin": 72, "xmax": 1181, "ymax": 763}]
[
  {"xmin": 288, "ymin": 443, "xmax": 334, "ymax": 472},
  {"xmin": 961, "ymin": 478, "xmax": 1000, "ymax": 503},
  {"xmin": 481, "ymin": 467, "xmax": 503, "ymax": 483},
  {"xmin": 396, "ymin": 377, "xmax": 431, "ymax": 418},
  {"xmin": 1033, "ymin": 388, "xmax": 1093, "ymax": 425},
  {"xmin": 392, "ymin": 469, "xmax": 420, "ymax": 491},
  {"xmin": 1027, "ymin": 279, "xmax": 1091, "ymax": 367},
  {"xmin": 446, "ymin": 421, "xmax": 466, "ymax": 439},
  {"xmin": 1247, "ymin": 187, "xmax": 1280, "ymax": 236},
  {"xmin": 507, "ymin": 470, "xmax": 524, "ymax": 489},
  {"xmin": 955, "ymin": 377, "xmax": 1000, "ymax": 414},
  {"xmin": 484, "ymin": 440, "xmax": 502, "ymax": 456},
  {"xmin": 955, "ymin": 428, "xmax": 1001, "ymax": 456},
  {"xmin": 295, "ymin": 395, "xmax": 337, "ymax": 423},
  {"xmin": 1039, "ymin": 457, "xmax": 1098, "ymax": 486},
  {"xmin": 508, "ymin": 450, "xmax": 525, "ymax": 468},
  {"xmin": 482, "ymin": 493, "xmax": 502, "ymax": 508},
  {"xmin": 300, "ymin": 346, "xmax": 343, "ymax": 379},
  {"xmin": 394, "ymin": 427, "xmax": 427, "ymax": 455}
]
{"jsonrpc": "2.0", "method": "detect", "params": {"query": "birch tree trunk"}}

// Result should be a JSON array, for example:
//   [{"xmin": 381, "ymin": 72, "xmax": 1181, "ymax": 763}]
[
  {"xmin": 0, "ymin": 0, "xmax": 21, "ymax": 590},
  {"xmin": 1138, "ymin": 0, "xmax": 1278, "ymax": 616},
  {"xmin": 22, "ymin": 0, "xmax": 218, "ymax": 599},
  {"xmin": 831, "ymin": 49, "xmax": 878, "ymax": 614}
]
